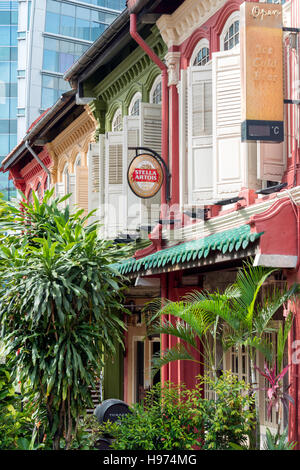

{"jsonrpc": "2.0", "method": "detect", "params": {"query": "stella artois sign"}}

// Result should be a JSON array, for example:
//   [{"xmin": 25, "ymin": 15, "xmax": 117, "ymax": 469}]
[{"xmin": 128, "ymin": 153, "xmax": 163, "ymax": 199}]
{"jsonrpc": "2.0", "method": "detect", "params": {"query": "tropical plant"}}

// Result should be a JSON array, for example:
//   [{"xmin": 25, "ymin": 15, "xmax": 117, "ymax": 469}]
[
  {"xmin": 192, "ymin": 372, "xmax": 256, "ymax": 450},
  {"xmin": 263, "ymin": 427, "xmax": 297, "ymax": 450},
  {"xmin": 88, "ymin": 373, "xmax": 255, "ymax": 451},
  {"xmin": 0, "ymin": 190, "xmax": 129, "ymax": 449},
  {"xmin": 0, "ymin": 363, "xmax": 38, "ymax": 450},
  {"xmin": 147, "ymin": 262, "xmax": 299, "ymax": 449}
]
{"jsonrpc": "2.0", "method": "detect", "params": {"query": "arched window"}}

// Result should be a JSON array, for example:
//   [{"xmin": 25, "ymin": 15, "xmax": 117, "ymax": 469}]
[
  {"xmin": 220, "ymin": 12, "xmax": 240, "ymax": 51},
  {"xmin": 190, "ymin": 39, "xmax": 210, "ymax": 67},
  {"xmin": 63, "ymin": 163, "xmax": 69, "ymax": 194},
  {"xmin": 28, "ymin": 189, "xmax": 33, "ymax": 204},
  {"xmin": 75, "ymin": 153, "xmax": 81, "ymax": 168},
  {"xmin": 129, "ymin": 92, "xmax": 141, "ymax": 116},
  {"xmin": 150, "ymin": 77, "xmax": 162, "ymax": 104},
  {"xmin": 36, "ymin": 182, "xmax": 42, "ymax": 201},
  {"xmin": 112, "ymin": 108, "xmax": 123, "ymax": 132}
]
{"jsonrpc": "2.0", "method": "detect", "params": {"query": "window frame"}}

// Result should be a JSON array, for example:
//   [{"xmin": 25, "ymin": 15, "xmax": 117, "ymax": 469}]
[
  {"xmin": 150, "ymin": 76, "xmax": 162, "ymax": 105},
  {"xmin": 220, "ymin": 11, "xmax": 240, "ymax": 52},
  {"xmin": 128, "ymin": 92, "xmax": 141, "ymax": 117},
  {"xmin": 112, "ymin": 108, "xmax": 123, "ymax": 132},
  {"xmin": 190, "ymin": 38, "xmax": 210, "ymax": 67}
]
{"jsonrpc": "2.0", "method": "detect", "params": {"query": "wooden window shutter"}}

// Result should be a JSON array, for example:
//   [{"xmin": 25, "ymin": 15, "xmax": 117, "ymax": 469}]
[
  {"xmin": 108, "ymin": 133, "xmax": 123, "ymax": 185},
  {"xmin": 140, "ymin": 103, "xmax": 162, "ymax": 226},
  {"xmin": 69, "ymin": 173, "xmax": 76, "ymax": 211},
  {"xmin": 105, "ymin": 131, "xmax": 125, "ymax": 238},
  {"xmin": 124, "ymin": 115, "xmax": 141, "ymax": 231},
  {"xmin": 257, "ymin": 142, "xmax": 285, "ymax": 183},
  {"xmin": 178, "ymin": 68, "xmax": 189, "ymax": 206},
  {"xmin": 140, "ymin": 103, "xmax": 162, "ymax": 155},
  {"xmin": 213, "ymin": 49, "xmax": 243, "ymax": 199},
  {"xmin": 188, "ymin": 63, "xmax": 213, "ymax": 204},
  {"xmin": 76, "ymin": 166, "xmax": 89, "ymax": 215},
  {"xmin": 88, "ymin": 140, "xmax": 106, "ymax": 220}
]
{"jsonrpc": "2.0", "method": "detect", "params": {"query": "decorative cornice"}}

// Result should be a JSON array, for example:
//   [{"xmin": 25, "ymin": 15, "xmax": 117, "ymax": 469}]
[
  {"xmin": 156, "ymin": 0, "xmax": 227, "ymax": 48},
  {"xmin": 93, "ymin": 35, "xmax": 167, "ymax": 103},
  {"xmin": 50, "ymin": 110, "xmax": 96, "ymax": 158}
]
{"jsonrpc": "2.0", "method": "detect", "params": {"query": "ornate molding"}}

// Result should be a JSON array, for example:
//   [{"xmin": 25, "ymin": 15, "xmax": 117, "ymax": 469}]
[
  {"xmin": 50, "ymin": 110, "xmax": 96, "ymax": 159},
  {"xmin": 165, "ymin": 51, "xmax": 181, "ymax": 86},
  {"xmin": 156, "ymin": 0, "xmax": 227, "ymax": 47}
]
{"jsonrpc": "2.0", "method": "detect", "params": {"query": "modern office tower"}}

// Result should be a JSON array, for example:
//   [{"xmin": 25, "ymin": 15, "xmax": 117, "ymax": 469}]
[
  {"xmin": 0, "ymin": 1, "xmax": 18, "ymax": 199},
  {"xmin": 17, "ymin": 0, "xmax": 125, "ymax": 141}
]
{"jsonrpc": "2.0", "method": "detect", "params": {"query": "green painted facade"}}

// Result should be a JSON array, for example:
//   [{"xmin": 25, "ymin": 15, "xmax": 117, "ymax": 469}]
[{"xmin": 85, "ymin": 25, "xmax": 167, "ymax": 137}]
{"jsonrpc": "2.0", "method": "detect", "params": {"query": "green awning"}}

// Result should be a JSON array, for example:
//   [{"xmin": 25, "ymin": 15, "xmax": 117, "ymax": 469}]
[{"xmin": 112, "ymin": 224, "xmax": 263, "ymax": 276}]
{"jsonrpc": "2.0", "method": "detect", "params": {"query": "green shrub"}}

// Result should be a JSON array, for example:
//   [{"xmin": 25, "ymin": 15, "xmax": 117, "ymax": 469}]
[
  {"xmin": 87, "ymin": 372, "xmax": 255, "ymax": 451},
  {"xmin": 192, "ymin": 371, "xmax": 256, "ymax": 450}
]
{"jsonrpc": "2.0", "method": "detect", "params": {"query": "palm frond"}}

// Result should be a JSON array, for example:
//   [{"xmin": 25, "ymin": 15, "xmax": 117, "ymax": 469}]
[
  {"xmin": 148, "ymin": 319, "xmax": 199, "ymax": 350},
  {"xmin": 151, "ymin": 342, "xmax": 200, "ymax": 378}
]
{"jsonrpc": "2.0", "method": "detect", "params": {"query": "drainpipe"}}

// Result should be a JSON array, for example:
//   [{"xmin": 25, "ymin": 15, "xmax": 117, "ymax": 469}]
[
  {"xmin": 25, "ymin": 141, "xmax": 51, "ymax": 186},
  {"xmin": 129, "ymin": 13, "xmax": 169, "ymax": 212}
]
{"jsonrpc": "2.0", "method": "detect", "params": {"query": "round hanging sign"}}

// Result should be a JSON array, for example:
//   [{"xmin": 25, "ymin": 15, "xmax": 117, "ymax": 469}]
[{"xmin": 127, "ymin": 153, "xmax": 164, "ymax": 199}]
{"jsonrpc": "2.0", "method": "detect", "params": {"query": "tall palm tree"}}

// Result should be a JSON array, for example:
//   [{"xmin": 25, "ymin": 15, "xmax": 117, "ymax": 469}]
[{"xmin": 147, "ymin": 262, "xmax": 299, "ymax": 449}]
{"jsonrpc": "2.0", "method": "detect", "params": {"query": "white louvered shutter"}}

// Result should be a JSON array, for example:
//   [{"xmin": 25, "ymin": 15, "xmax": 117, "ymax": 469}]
[
  {"xmin": 69, "ymin": 173, "xmax": 76, "ymax": 212},
  {"xmin": 257, "ymin": 142, "xmax": 285, "ymax": 183},
  {"xmin": 123, "ymin": 115, "xmax": 141, "ymax": 232},
  {"xmin": 188, "ymin": 62, "xmax": 213, "ymax": 205},
  {"xmin": 55, "ymin": 181, "xmax": 65, "ymax": 208},
  {"xmin": 213, "ymin": 49, "xmax": 244, "ymax": 199},
  {"xmin": 140, "ymin": 103, "xmax": 162, "ymax": 227},
  {"xmin": 75, "ymin": 166, "xmax": 89, "ymax": 216},
  {"xmin": 88, "ymin": 142, "xmax": 100, "ymax": 217},
  {"xmin": 105, "ymin": 131, "xmax": 124, "ymax": 239},
  {"xmin": 179, "ymin": 68, "xmax": 189, "ymax": 207}
]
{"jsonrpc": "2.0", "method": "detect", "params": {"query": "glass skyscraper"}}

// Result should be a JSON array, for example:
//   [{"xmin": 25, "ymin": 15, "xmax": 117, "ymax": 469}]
[
  {"xmin": 0, "ymin": 0, "xmax": 125, "ymax": 200},
  {"xmin": 0, "ymin": 1, "xmax": 18, "ymax": 200}
]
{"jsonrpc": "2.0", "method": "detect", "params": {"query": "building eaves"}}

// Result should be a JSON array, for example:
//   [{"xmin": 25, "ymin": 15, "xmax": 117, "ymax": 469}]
[
  {"xmin": 112, "ymin": 225, "xmax": 263, "ymax": 277},
  {"xmin": 1, "ymin": 90, "xmax": 76, "ymax": 172}
]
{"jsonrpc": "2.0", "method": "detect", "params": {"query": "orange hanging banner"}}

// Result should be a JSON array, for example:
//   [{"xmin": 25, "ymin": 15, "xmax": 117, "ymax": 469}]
[{"xmin": 240, "ymin": 2, "xmax": 284, "ymax": 142}]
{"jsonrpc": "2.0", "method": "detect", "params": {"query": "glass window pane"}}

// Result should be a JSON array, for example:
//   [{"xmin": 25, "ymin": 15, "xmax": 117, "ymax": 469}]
[
  {"xmin": 0, "ymin": 120, "xmax": 9, "ymax": 133},
  {"xmin": 0, "ymin": 12, "xmax": 11, "ymax": 25},
  {"xmin": 58, "ymin": 52, "xmax": 74, "ymax": 73},
  {"xmin": 42, "ymin": 74, "xmax": 57, "ymax": 89},
  {"xmin": 76, "ymin": 18, "xmax": 90, "ymax": 41},
  {"xmin": 10, "ymin": 98, "xmax": 17, "ymax": 118},
  {"xmin": 11, "ymin": 11, "xmax": 18, "ymax": 25},
  {"xmin": 9, "ymin": 133, "xmax": 17, "ymax": 151},
  {"xmin": 0, "ymin": 98, "xmax": 9, "ymax": 118},
  {"xmin": 42, "ymin": 87, "xmax": 56, "ymax": 109},
  {"xmin": 60, "ymin": 15, "xmax": 75, "ymax": 37},
  {"xmin": 0, "ymin": 135, "xmax": 10, "ymax": 155},
  {"xmin": 10, "ymin": 63, "xmax": 17, "ymax": 83},
  {"xmin": 9, "ymin": 120, "xmax": 17, "ymax": 134},
  {"xmin": 43, "ymin": 50, "xmax": 57, "ymax": 71},
  {"xmin": 9, "ymin": 84, "xmax": 17, "ymax": 97},
  {"xmin": 91, "ymin": 22, "xmax": 105, "ymax": 41},
  {"xmin": 0, "ymin": 47, "xmax": 10, "ymax": 61},
  {"xmin": 0, "ymin": 63, "xmax": 10, "ymax": 82},
  {"xmin": 76, "ymin": 6, "xmax": 90, "ymax": 21},
  {"xmin": 45, "ymin": 12, "xmax": 60, "ymax": 34},
  {"xmin": 11, "ymin": 47, "xmax": 17, "ymax": 61},
  {"xmin": 61, "ymin": 3, "xmax": 75, "ymax": 16},
  {"xmin": 10, "ymin": 26, "xmax": 17, "ymax": 46},
  {"xmin": 0, "ymin": 26, "xmax": 11, "ymax": 46},
  {"xmin": 47, "ymin": 0, "xmax": 60, "ymax": 14},
  {"xmin": 44, "ymin": 37, "xmax": 59, "ymax": 51}
]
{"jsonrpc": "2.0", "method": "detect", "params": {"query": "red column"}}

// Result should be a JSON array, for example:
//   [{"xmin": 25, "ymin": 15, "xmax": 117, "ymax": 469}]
[{"xmin": 287, "ymin": 270, "xmax": 300, "ymax": 449}]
